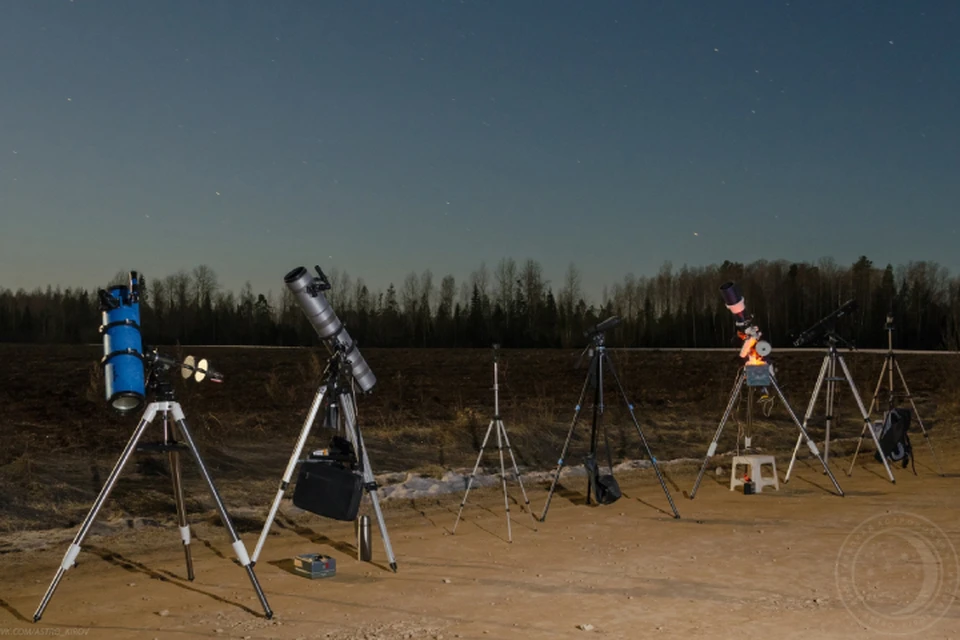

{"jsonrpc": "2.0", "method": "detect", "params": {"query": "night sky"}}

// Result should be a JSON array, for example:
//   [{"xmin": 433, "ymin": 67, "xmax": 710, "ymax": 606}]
[{"xmin": 2, "ymin": 1, "xmax": 958, "ymax": 301}]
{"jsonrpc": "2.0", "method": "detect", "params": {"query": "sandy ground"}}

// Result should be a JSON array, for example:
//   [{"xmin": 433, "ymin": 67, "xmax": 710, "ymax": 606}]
[{"xmin": 2, "ymin": 441, "xmax": 959, "ymax": 640}]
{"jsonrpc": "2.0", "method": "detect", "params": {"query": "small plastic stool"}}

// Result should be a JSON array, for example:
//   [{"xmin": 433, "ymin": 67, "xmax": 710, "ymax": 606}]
[{"xmin": 730, "ymin": 455, "xmax": 779, "ymax": 494}]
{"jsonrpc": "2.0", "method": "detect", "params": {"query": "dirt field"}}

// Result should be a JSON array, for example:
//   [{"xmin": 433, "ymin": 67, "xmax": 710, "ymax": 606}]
[
  {"xmin": 1, "ymin": 344, "xmax": 959, "ymax": 638},
  {"xmin": 1, "ymin": 447, "xmax": 959, "ymax": 640}
]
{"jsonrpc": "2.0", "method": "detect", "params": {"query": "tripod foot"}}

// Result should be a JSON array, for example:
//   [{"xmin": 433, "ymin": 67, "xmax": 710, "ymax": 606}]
[
  {"xmin": 390, "ymin": 562, "xmax": 398, "ymax": 573},
  {"xmin": 33, "ymin": 614, "xmax": 41, "ymax": 623}
]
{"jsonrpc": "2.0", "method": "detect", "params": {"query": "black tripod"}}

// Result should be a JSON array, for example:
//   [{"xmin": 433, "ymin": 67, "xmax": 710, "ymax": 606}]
[
  {"xmin": 539, "ymin": 319, "xmax": 680, "ymax": 522},
  {"xmin": 34, "ymin": 352, "xmax": 273, "ymax": 622}
]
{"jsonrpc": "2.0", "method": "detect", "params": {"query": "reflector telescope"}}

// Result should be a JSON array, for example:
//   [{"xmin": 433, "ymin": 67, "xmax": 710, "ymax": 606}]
[
  {"xmin": 284, "ymin": 265, "xmax": 376, "ymax": 393},
  {"xmin": 99, "ymin": 271, "xmax": 145, "ymax": 414}
]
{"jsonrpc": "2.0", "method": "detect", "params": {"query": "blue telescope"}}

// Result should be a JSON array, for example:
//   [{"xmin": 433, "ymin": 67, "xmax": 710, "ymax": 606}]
[{"xmin": 98, "ymin": 271, "xmax": 145, "ymax": 414}]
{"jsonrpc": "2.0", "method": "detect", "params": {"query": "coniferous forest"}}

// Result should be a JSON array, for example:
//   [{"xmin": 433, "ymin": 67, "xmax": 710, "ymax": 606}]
[{"xmin": 2, "ymin": 257, "xmax": 959, "ymax": 351}]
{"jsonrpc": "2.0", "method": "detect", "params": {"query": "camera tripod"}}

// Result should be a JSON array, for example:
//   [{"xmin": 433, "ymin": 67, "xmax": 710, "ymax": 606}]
[
  {"xmin": 847, "ymin": 316, "xmax": 943, "ymax": 476},
  {"xmin": 251, "ymin": 347, "xmax": 396, "ymax": 571},
  {"xmin": 690, "ymin": 360, "xmax": 845, "ymax": 498},
  {"xmin": 540, "ymin": 323, "xmax": 680, "ymax": 522},
  {"xmin": 784, "ymin": 332, "xmax": 896, "ymax": 484},
  {"xmin": 34, "ymin": 361, "xmax": 273, "ymax": 622},
  {"xmin": 453, "ymin": 345, "xmax": 535, "ymax": 542}
]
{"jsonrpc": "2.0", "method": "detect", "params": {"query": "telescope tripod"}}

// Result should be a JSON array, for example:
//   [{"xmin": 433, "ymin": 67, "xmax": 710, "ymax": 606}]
[
  {"xmin": 540, "ymin": 335, "xmax": 680, "ymax": 522},
  {"xmin": 34, "ymin": 381, "xmax": 272, "ymax": 622},
  {"xmin": 848, "ymin": 323, "xmax": 943, "ymax": 476},
  {"xmin": 784, "ymin": 336, "xmax": 896, "ymax": 484},
  {"xmin": 251, "ymin": 351, "xmax": 396, "ymax": 571},
  {"xmin": 453, "ymin": 346, "xmax": 535, "ymax": 542},
  {"xmin": 690, "ymin": 362, "xmax": 845, "ymax": 498}
]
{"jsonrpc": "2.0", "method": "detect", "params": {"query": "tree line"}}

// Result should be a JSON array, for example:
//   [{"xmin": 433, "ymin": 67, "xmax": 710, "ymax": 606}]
[{"xmin": 2, "ymin": 256, "xmax": 959, "ymax": 351}]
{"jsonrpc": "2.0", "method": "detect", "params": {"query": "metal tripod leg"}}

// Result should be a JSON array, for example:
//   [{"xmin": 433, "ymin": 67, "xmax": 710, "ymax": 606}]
[
  {"xmin": 848, "ymin": 356, "xmax": 891, "ymax": 473},
  {"xmin": 824, "ymin": 355, "xmax": 838, "ymax": 464},
  {"xmin": 33, "ymin": 411, "xmax": 155, "ymax": 622},
  {"xmin": 770, "ymin": 377, "xmax": 844, "ymax": 496},
  {"xmin": 453, "ymin": 418, "xmax": 535, "ymax": 540},
  {"xmin": 173, "ymin": 406, "xmax": 273, "ymax": 619},
  {"xmin": 894, "ymin": 359, "xmax": 943, "ymax": 475},
  {"xmin": 251, "ymin": 384, "xmax": 328, "ymax": 564},
  {"xmin": 452, "ymin": 419, "xmax": 496, "ymax": 535},
  {"xmin": 167, "ymin": 418, "xmax": 195, "ymax": 581},
  {"xmin": 498, "ymin": 422, "xmax": 535, "ymax": 522},
  {"xmin": 605, "ymin": 358, "xmax": 680, "ymax": 518},
  {"xmin": 690, "ymin": 371, "xmax": 745, "ymax": 499},
  {"xmin": 495, "ymin": 420, "xmax": 512, "ymax": 541},
  {"xmin": 836, "ymin": 355, "xmax": 896, "ymax": 483},
  {"xmin": 343, "ymin": 397, "xmax": 397, "ymax": 572},
  {"xmin": 539, "ymin": 369, "xmax": 593, "ymax": 522},
  {"xmin": 785, "ymin": 355, "xmax": 830, "ymax": 483}
]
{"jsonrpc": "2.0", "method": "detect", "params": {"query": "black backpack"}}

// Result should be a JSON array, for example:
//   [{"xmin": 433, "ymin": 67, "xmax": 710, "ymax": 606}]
[{"xmin": 872, "ymin": 408, "xmax": 914, "ymax": 471}]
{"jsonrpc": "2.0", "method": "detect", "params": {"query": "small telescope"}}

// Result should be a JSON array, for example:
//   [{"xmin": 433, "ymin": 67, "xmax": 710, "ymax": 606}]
[
  {"xmin": 719, "ymin": 282, "xmax": 771, "ymax": 361},
  {"xmin": 284, "ymin": 265, "xmax": 376, "ymax": 393},
  {"xmin": 792, "ymin": 299, "xmax": 858, "ymax": 348},
  {"xmin": 584, "ymin": 316, "xmax": 621, "ymax": 339}
]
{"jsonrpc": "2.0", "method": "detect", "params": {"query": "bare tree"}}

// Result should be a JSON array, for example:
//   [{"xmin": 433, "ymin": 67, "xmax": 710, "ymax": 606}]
[
  {"xmin": 494, "ymin": 258, "xmax": 517, "ymax": 312},
  {"xmin": 520, "ymin": 259, "xmax": 546, "ymax": 316},
  {"xmin": 558, "ymin": 262, "xmax": 582, "ymax": 314},
  {"xmin": 192, "ymin": 265, "xmax": 219, "ymax": 308},
  {"xmin": 401, "ymin": 271, "xmax": 421, "ymax": 319},
  {"xmin": 438, "ymin": 275, "xmax": 456, "ymax": 317}
]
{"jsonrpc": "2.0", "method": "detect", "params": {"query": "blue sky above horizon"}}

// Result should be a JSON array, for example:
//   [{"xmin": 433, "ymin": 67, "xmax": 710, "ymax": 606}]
[{"xmin": 2, "ymin": 0, "xmax": 958, "ymax": 303}]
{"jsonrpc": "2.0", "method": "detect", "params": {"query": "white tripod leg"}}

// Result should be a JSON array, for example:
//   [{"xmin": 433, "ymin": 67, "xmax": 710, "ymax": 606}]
[
  {"xmin": 499, "ymin": 422, "xmax": 534, "ymax": 521},
  {"xmin": 34, "ymin": 404, "xmax": 158, "ymax": 622},
  {"xmin": 849, "ymin": 358, "xmax": 888, "ymax": 474},
  {"xmin": 785, "ymin": 356, "xmax": 830, "ymax": 483},
  {"xmin": 689, "ymin": 371, "xmax": 744, "ymax": 499},
  {"xmin": 453, "ymin": 419, "xmax": 495, "ymax": 534},
  {"xmin": 770, "ymin": 377, "xmax": 844, "ymax": 496},
  {"xmin": 173, "ymin": 404, "xmax": 272, "ymax": 619},
  {"xmin": 495, "ymin": 419, "xmax": 512, "ymax": 542},
  {"xmin": 837, "ymin": 355, "xmax": 896, "ymax": 483},
  {"xmin": 343, "ymin": 395, "xmax": 397, "ymax": 572},
  {"xmin": 251, "ymin": 384, "xmax": 328, "ymax": 564}
]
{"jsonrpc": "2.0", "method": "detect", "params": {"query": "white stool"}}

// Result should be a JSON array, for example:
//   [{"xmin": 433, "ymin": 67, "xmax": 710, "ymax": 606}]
[{"xmin": 730, "ymin": 455, "xmax": 779, "ymax": 494}]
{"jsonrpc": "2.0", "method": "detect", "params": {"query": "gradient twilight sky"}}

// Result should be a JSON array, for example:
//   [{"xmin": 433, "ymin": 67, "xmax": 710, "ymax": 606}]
[{"xmin": 2, "ymin": 0, "xmax": 958, "ymax": 302}]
